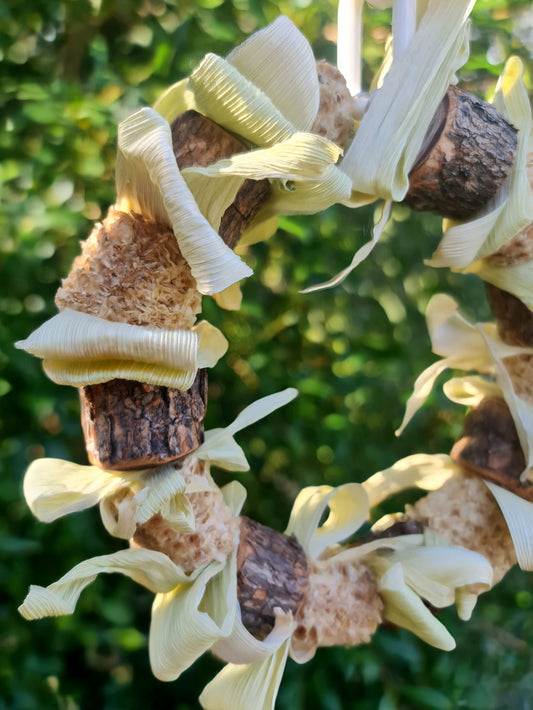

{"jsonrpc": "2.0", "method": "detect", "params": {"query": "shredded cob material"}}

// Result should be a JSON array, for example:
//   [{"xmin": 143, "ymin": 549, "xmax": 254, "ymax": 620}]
[
  {"xmin": 408, "ymin": 473, "xmax": 517, "ymax": 583},
  {"xmin": 292, "ymin": 559, "xmax": 382, "ymax": 660},
  {"xmin": 132, "ymin": 459, "xmax": 240, "ymax": 573},
  {"xmin": 56, "ymin": 207, "xmax": 201, "ymax": 329},
  {"xmin": 311, "ymin": 59, "xmax": 358, "ymax": 149}
]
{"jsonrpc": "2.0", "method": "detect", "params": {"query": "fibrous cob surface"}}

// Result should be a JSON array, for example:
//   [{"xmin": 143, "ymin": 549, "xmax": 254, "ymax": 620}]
[
  {"xmin": 311, "ymin": 59, "xmax": 358, "ymax": 149},
  {"xmin": 56, "ymin": 207, "xmax": 201, "ymax": 329},
  {"xmin": 408, "ymin": 473, "xmax": 517, "ymax": 583},
  {"xmin": 292, "ymin": 559, "xmax": 382, "ymax": 660},
  {"xmin": 131, "ymin": 459, "xmax": 239, "ymax": 573}
]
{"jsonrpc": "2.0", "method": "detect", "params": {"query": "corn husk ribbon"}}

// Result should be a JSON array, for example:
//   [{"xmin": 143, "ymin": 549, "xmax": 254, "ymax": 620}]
[{"xmin": 16, "ymin": 308, "xmax": 227, "ymax": 390}]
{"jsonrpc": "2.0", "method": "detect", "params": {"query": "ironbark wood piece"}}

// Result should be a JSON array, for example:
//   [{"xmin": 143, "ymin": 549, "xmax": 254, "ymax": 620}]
[
  {"xmin": 81, "ymin": 369, "xmax": 207, "ymax": 470},
  {"xmin": 237, "ymin": 516, "xmax": 309, "ymax": 641},
  {"xmin": 355, "ymin": 515, "xmax": 424, "ymax": 547},
  {"xmin": 172, "ymin": 110, "xmax": 271, "ymax": 250},
  {"xmin": 79, "ymin": 111, "xmax": 270, "ymax": 470},
  {"xmin": 450, "ymin": 397, "xmax": 533, "ymax": 501},
  {"xmin": 486, "ymin": 284, "xmax": 533, "ymax": 346},
  {"xmin": 404, "ymin": 86, "xmax": 517, "ymax": 219}
]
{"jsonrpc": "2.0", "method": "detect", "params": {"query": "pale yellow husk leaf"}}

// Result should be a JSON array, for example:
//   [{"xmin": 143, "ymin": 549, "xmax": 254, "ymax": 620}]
[
  {"xmin": 18, "ymin": 309, "xmax": 198, "ymax": 370},
  {"xmin": 365, "ymin": 518, "xmax": 493, "ymax": 649},
  {"xmin": 18, "ymin": 548, "xmax": 190, "ymax": 620},
  {"xmin": 196, "ymin": 388, "xmax": 298, "ymax": 472},
  {"xmin": 185, "ymin": 132, "xmax": 342, "ymax": 181},
  {"xmin": 466, "ymin": 258, "xmax": 533, "ymax": 312},
  {"xmin": 152, "ymin": 77, "xmax": 196, "ymax": 123},
  {"xmin": 377, "ymin": 562, "xmax": 456, "ymax": 651},
  {"xmin": 22, "ymin": 458, "xmax": 135, "ymax": 523},
  {"xmin": 285, "ymin": 483, "xmax": 369, "ymax": 559},
  {"xmin": 149, "ymin": 555, "xmax": 236, "ymax": 681},
  {"xmin": 148, "ymin": 480, "xmax": 245, "ymax": 681},
  {"xmin": 474, "ymin": 57, "xmax": 533, "ymax": 260},
  {"xmin": 395, "ymin": 294, "xmax": 532, "ymax": 436},
  {"xmin": 443, "ymin": 375, "xmax": 502, "ymax": 407},
  {"xmin": 115, "ymin": 107, "xmax": 252, "ymax": 295},
  {"xmin": 42, "ymin": 358, "xmax": 198, "ymax": 390},
  {"xmin": 274, "ymin": 165, "xmax": 353, "ymax": 216},
  {"xmin": 133, "ymin": 466, "xmax": 192, "ymax": 530},
  {"xmin": 212, "ymin": 609, "xmax": 295, "ymax": 665},
  {"xmin": 180, "ymin": 171, "xmax": 244, "ymax": 232},
  {"xmin": 327, "ymin": 534, "xmax": 424, "ymax": 567},
  {"xmin": 154, "ymin": 16, "xmax": 319, "ymax": 136},
  {"xmin": 455, "ymin": 589, "xmax": 478, "ymax": 621},
  {"xmin": 181, "ymin": 132, "xmax": 351, "ymax": 231},
  {"xmin": 362, "ymin": 453, "xmax": 460, "ymax": 508},
  {"xmin": 188, "ymin": 53, "xmax": 295, "ymax": 147},
  {"xmin": 484, "ymin": 480, "xmax": 533, "ymax": 571},
  {"xmin": 199, "ymin": 639, "xmax": 291, "ymax": 710},
  {"xmin": 382, "ymin": 546, "xmax": 492, "ymax": 608},
  {"xmin": 17, "ymin": 309, "xmax": 227, "ymax": 389},
  {"xmin": 341, "ymin": 0, "xmax": 473, "ymax": 203},
  {"xmin": 226, "ymin": 15, "xmax": 319, "ymax": 132},
  {"xmin": 301, "ymin": 200, "xmax": 392, "ymax": 293},
  {"xmin": 99, "ymin": 495, "xmax": 139, "ymax": 539},
  {"xmin": 428, "ymin": 57, "xmax": 533, "ymax": 269},
  {"xmin": 477, "ymin": 326, "xmax": 533, "ymax": 479},
  {"xmin": 237, "ymin": 213, "xmax": 279, "ymax": 248},
  {"xmin": 212, "ymin": 281, "xmax": 243, "ymax": 311}
]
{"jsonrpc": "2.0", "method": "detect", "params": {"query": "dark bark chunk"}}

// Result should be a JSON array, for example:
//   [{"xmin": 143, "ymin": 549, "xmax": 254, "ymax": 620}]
[
  {"xmin": 486, "ymin": 284, "xmax": 533, "ymax": 346},
  {"xmin": 237, "ymin": 517, "xmax": 309, "ymax": 641},
  {"xmin": 404, "ymin": 86, "xmax": 517, "ymax": 219},
  {"xmin": 451, "ymin": 397, "xmax": 533, "ymax": 501},
  {"xmin": 80, "ymin": 369, "xmax": 207, "ymax": 470}
]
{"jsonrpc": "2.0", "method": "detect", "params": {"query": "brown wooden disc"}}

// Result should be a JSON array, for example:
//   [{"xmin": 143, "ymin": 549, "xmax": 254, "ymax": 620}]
[
  {"xmin": 404, "ymin": 86, "xmax": 517, "ymax": 219},
  {"xmin": 80, "ymin": 369, "xmax": 208, "ymax": 470},
  {"xmin": 237, "ymin": 516, "xmax": 309, "ymax": 641},
  {"xmin": 450, "ymin": 397, "xmax": 533, "ymax": 501}
]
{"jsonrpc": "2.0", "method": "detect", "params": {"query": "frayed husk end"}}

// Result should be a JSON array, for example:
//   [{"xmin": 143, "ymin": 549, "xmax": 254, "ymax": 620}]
[{"xmin": 56, "ymin": 206, "xmax": 201, "ymax": 330}]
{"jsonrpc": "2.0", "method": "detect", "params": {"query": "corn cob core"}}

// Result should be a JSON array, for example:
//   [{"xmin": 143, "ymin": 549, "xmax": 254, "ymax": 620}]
[
  {"xmin": 55, "ymin": 207, "xmax": 201, "ymax": 329},
  {"xmin": 131, "ymin": 458, "xmax": 240, "ymax": 573},
  {"xmin": 292, "ymin": 559, "xmax": 382, "ymax": 660},
  {"xmin": 408, "ymin": 472, "xmax": 517, "ymax": 583},
  {"xmin": 311, "ymin": 60, "xmax": 358, "ymax": 149}
]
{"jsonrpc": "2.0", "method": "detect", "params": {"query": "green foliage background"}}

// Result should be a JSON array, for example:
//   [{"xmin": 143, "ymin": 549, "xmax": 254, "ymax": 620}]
[{"xmin": 1, "ymin": 1, "xmax": 533, "ymax": 708}]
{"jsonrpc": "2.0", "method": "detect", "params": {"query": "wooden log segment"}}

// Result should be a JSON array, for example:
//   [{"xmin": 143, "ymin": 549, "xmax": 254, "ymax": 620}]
[
  {"xmin": 236, "ymin": 516, "xmax": 309, "ymax": 641},
  {"xmin": 451, "ymin": 397, "xmax": 533, "ymax": 501},
  {"xmin": 77, "ymin": 111, "xmax": 270, "ymax": 470},
  {"xmin": 81, "ymin": 369, "xmax": 208, "ymax": 470},
  {"xmin": 404, "ymin": 86, "xmax": 517, "ymax": 219},
  {"xmin": 486, "ymin": 284, "xmax": 533, "ymax": 347}
]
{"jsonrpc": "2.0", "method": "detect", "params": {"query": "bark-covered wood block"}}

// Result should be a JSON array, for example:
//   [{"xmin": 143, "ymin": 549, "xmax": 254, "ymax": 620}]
[{"xmin": 404, "ymin": 86, "xmax": 517, "ymax": 219}]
